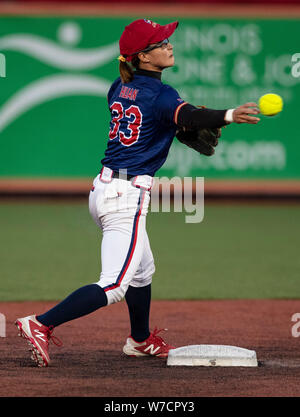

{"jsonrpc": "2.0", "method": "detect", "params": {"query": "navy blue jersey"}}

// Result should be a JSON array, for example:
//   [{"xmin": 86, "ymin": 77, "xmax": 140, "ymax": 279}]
[{"xmin": 101, "ymin": 74, "xmax": 186, "ymax": 177}]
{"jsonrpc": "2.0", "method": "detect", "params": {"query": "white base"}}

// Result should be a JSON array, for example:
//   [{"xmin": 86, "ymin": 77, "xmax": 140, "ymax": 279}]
[{"xmin": 167, "ymin": 345, "xmax": 258, "ymax": 367}]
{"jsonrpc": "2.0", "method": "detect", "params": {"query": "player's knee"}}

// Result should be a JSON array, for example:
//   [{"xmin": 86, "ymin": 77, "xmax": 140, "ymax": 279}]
[
  {"xmin": 130, "ymin": 278, "xmax": 152, "ymax": 288},
  {"xmin": 130, "ymin": 268, "xmax": 154, "ymax": 287},
  {"xmin": 151, "ymin": 262, "xmax": 155, "ymax": 276},
  {"xmin": 110, "ymin": 287, "xmax": 127, "ymax": 304},
  {"xmin": 95, "ymin": 282, "xmax": 126, "ymax": 305}
]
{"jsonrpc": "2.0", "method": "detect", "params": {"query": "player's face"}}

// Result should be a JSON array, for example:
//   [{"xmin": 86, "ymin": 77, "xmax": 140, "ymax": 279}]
[{"xmin": 138, "ymin": 39, "xmax": 175, "ymax": 71}]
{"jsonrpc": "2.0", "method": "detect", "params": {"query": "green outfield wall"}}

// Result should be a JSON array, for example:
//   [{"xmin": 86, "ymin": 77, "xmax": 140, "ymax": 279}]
[{"xmin": 0, "ymin": 15, "xmax": 299, "ymax": 179}]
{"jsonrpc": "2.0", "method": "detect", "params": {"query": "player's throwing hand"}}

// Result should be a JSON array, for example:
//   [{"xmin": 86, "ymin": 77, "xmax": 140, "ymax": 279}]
[{"xmin": 232, "ymin": 102, "xmax": 260, "ymax": 124}]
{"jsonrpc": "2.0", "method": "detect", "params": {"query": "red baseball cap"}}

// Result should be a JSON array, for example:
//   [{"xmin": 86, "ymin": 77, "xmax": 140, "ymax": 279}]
[{"xmin": 119, "ymin": 19, "xmax": 178, "ymax": 61}]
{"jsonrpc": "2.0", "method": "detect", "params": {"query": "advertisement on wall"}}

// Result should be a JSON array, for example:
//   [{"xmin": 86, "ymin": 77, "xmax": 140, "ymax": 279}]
[{"xmin": 0, "ymin": 16, "xmax": 299, "ymax": 179}]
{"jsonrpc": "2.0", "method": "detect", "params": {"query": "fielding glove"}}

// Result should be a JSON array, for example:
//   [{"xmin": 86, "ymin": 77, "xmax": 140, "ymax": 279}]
[{"xmin": 175, "ymin": 126, "xmax": 221, "ymax": 156}]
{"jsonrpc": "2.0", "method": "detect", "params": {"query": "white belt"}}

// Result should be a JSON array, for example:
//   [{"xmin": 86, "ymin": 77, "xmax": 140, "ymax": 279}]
[{"xmin": 99, "ymin": 167, "xmax": 153, "ymax": 191}]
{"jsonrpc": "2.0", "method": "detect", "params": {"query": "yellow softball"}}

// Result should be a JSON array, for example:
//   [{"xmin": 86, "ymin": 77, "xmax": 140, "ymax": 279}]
[{"xmin": 258, "ymin": 93, "xmax": 283, "ymax": 116}]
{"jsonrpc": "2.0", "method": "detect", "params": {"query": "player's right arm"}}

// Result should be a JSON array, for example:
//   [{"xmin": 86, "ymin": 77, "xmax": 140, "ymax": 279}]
[
  {"xmin": 154, "ymin": 85, "xmax": 260, "ymax": 129},
  {"xmin": 177, "ymin": 102, "xmax": 260, "ymax": 129}
]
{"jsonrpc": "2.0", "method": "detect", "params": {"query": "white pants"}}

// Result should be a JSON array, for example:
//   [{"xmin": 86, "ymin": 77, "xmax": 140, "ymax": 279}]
[{"xmin": 89, "ymin": 168, "xmax": 155, "ymax": 305}]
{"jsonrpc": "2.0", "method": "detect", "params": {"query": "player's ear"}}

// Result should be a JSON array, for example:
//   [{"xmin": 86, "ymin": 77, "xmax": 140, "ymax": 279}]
[{"xmin": 138, "ymin": 52, "xmax": 150, "ymax": 64}]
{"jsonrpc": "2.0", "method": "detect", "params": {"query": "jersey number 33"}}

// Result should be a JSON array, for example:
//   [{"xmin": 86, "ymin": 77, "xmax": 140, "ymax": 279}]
[{"xmin": 109, "ymin": 101, "xmax": 143, "ymax": 147}]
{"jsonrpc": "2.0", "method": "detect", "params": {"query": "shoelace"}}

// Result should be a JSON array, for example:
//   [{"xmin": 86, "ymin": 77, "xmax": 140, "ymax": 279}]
[
  {"xmin": 46, "ymin": 326, "xmax": 63, "ymax": 347},
  {"xmin": 151, "ymin": 327, "xmax": 168, "ymax": 346}
]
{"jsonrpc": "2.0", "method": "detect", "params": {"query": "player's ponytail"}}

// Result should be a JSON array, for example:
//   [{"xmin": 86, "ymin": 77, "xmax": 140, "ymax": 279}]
[
  {"xmin": 119, "ymin": 60, "xmax": 133, "ymax": 84},
  {"xmin": 118, "ymin": 55, "xmax": 140, "ymax": 84}
]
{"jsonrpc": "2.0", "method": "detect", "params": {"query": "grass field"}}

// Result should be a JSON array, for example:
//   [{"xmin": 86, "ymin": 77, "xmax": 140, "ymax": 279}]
[{"xmin": 1, "ymin": 201, "xmax": 300, "ymax": 301}]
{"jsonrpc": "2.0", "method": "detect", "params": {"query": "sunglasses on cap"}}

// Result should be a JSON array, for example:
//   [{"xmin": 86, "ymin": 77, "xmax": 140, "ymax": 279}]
[{"xmin": 141, "ymin": 38, "xmax": 170, "ymax": 53}]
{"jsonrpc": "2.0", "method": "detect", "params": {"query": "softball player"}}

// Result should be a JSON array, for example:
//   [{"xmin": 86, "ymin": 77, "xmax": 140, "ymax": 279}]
[{"xmin": 15, "ymin": 19, "xmax": 260, "ymax": 367}]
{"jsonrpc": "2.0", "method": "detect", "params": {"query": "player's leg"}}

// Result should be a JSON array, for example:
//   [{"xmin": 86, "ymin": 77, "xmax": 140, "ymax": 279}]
[
  {"xmin": 125, "ymin": 231, "xmax": 155, "ymax": 342},
  {"xmin": 21, "ymin": 181, "xmax": 147, "ymax": 326},
  {"xmin": 96, "ymin": 206, "xmax": 148, "ymax": 305},
  {"xmin": 15, "ymin": 210, "xmax": 147, "ymax": 367},
  {"xmin": 15, "ymin": 178, "xmax": 147, "ymax": 366},
  {"xmin": 125, "ymin": 285, "xmax": 151, "ymax": 341},
  {"xmin": 94, "ymin": 180, "xmax": 173, "ymax": 357},
  {"xmin": 123, "ymin": 232, "xmax": 174, "ymax": 358},
  {"xmin": 23, "ymin": 182, "xmax": 148, "ymax": 323}
]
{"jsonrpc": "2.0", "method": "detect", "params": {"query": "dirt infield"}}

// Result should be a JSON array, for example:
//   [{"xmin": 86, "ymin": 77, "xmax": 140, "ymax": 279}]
[{"xmin": 1, "ymin": 299, "xmax": 300, "ymax": 397}]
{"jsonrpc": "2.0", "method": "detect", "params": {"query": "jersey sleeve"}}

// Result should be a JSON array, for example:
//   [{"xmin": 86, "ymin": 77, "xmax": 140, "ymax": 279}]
[{"xmin": 153, "ymin": 85, "xmax": 188, "ymax": 126}]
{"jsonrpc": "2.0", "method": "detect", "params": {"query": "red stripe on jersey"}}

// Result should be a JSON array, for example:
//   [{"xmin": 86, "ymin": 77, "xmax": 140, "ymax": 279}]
[{"xmin": 174, "ymin": 102, "xmax": 188, "ymax": 125}]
